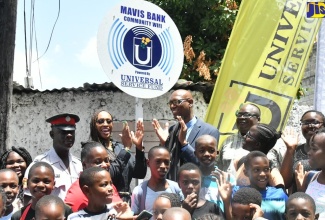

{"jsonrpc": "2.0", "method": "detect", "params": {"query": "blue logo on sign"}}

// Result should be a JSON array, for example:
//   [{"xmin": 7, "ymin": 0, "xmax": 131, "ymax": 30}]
[{"xmin": 124, "ymin": 26, "xmax": 162, "ymax": 70}]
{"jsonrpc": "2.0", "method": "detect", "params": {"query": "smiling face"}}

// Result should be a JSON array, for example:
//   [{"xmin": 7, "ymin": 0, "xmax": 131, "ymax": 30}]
[
  {"xmin": 244, "ymin": 156, "xmax": 270, "ymax": 191},
  {"xmin": 153, "ymin": 196, "xmax": 172, "ymax": 220},
  {"xmin": 5, "ymin": 151, "xmax": 27, "ymax": 180},
  {"xmin": 308, "ymin": 132, "xmax": 325, "ymax": 170},
  {"xmin": 147, "ymin": 149, "xmax": 170, "ymax": 180},
  {"xmin": 194, "ymin": 136, "xmax": 218, "ymax": 168},
  {"xmin": 236, "ymin": 104, "xmax": 260, "ymax": 136},
  {"xmin": 168, "ymin": 90, "xmax": 193, "ymax": 123},
  {"xmin": 28, "ymin": 166, "xmax": 55, "ymax": 201},
  {"xmin": 51, "ymin": 127, "xmax": 75, "ymax": 152},
  {"xmin": 83, "ymin": 146, "xmax": 111, "ymax": 171},
  {"xmin": 301, "ymin": 112, "xmax": 324, "ymax": 142},
  {"xmin": 86, "ymin": 170, "xmax": 113, "ymax": 205},
  {"xmin": 286, "ymin": 198, "xmax": 315, "ymax": 220},
  {"xmin": 178, "ymin": 169, "xmax": 201, "ymax": 198},
  {"xmin": 95, "ymin": 111, "xmax": 113, "ymax": 140},
  {"xmin": 0, "ymin": 170, "xmax": 19, "ymax": 207}
]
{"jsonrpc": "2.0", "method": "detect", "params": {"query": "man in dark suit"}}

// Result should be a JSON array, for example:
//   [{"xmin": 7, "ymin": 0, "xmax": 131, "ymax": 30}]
[{"xmin": 152, "ymin": 89, "xmax": 220, "ymax": 181}]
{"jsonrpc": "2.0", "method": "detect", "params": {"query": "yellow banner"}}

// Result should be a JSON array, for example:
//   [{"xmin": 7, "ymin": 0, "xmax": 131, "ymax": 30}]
[{"xmin": 205, "ymin": 0, "xmax": 322, "ymax": 148}]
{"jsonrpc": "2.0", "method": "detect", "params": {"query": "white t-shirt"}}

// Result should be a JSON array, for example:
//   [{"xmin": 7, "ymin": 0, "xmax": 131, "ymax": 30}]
[
  {"xmin": 67, "ymin": 205, "xmax": 116, "ymax": 220},
  {"xmin": 306, "ymin": 172, "xmax": 325, "ymax": 217}
]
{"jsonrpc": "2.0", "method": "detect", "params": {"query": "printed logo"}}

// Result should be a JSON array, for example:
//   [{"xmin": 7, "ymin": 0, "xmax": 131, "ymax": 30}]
[
  {"xmin": 307, "ymin": 2, "xmax": 325, "ymax": 18},
  {"xmin": 123, "ymin": 26, "xmax": 162, "ymax": 70}
]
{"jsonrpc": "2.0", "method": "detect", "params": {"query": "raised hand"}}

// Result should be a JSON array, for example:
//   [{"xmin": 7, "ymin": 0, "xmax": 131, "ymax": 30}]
[
  {"xmin": 215, "ymin": 169, "xmax": 232, "ymax": 203},
  {"xmin": 113, "ymin": 202, "xmax": 135, "ymax": 219},
  {"xmin": 176, "ymin": 116, "xmax": 188, "ymax": 146},
  {"xmin": 281, "ymin": 127, "xmax": 299, "ymax": 151},
  {"xmin": 119, "ymin": 121, "xmax": 132, "ymax": 149},
  {"xmin": 131, "ymin": 119, "xmax": 144, "ymax": 151},
  {"xmin": 295, "ymin": 162, "xmax": 305, "ymax": 192},
  {"xmin": 152, "ymin": 118, "xmax": 169, "ymax": 145},
  {"xmin": 250, "ymin": 203, "xmax": 264, "ymax": 219}
]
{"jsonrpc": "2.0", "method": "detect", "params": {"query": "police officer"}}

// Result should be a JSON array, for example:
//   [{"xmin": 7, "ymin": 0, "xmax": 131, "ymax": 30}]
[{"xmin": 24, "ymin": 113, "xmax": 82, "ymax": 202}]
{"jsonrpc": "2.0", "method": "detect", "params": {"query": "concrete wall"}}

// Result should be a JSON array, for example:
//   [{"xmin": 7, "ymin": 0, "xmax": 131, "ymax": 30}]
[{"xmin": 9, "ymin": 90, "xmax": 209, "ymax": 159}]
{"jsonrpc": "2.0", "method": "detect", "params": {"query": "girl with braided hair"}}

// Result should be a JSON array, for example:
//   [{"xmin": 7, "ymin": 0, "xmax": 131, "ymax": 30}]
[{"xmin": 0, "ymin": 146, "xmax": 32, "ymax": 209}]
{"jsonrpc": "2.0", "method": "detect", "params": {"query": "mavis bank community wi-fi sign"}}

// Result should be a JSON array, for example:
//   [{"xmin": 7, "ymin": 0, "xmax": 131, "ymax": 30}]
[{"xmin": 97, "ymin": 0, "xmax": 184, "ymax": 99}]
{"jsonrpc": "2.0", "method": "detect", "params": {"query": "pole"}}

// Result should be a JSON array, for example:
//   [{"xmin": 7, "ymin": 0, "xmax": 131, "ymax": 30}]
[{"xmin": 0, "ymin": 0, "xmax": 18, "ymax": 153}]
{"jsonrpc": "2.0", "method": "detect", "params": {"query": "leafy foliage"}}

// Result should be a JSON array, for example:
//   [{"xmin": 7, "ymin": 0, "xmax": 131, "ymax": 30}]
[{"xmin": 148, "ymin": 0, "xmax": 242, "ymax": 82}]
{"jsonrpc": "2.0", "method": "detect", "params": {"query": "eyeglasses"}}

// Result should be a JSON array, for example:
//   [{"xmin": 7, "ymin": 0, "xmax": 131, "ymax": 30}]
[
  {"xmin": 167, "ymin": 99, "xmax": 189, "ymax": 106},
  {"xmin": 244, "ymin": 131, "xmax": 258, "ymax": 142},
  {"xmin": 235, "ymin": 111, "xmax": 259, "ymax": 118},
  {"xmin": 96, "ymin": 118, "xmax": 113, "ymax": 124},
  {"xmin": 300, "ymin": 121, "xmax": 323, "ymax": 126}
]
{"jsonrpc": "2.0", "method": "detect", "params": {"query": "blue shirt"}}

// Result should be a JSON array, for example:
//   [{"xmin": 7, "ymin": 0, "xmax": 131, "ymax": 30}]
[{"xmin": 181, "ymin": 116, "xmax": 197, "ymax": 152}]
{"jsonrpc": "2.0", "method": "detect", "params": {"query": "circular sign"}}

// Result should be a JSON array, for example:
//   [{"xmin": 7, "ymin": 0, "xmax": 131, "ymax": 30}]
[{"xmin": 97, "ymin": 0, "xmax": 184, "ymax": 99}]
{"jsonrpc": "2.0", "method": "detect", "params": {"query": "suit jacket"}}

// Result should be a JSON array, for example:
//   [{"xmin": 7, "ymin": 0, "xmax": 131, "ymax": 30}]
[{"xmin": 165, "ymin": 118, "xmax": 220, "ymax": 181}]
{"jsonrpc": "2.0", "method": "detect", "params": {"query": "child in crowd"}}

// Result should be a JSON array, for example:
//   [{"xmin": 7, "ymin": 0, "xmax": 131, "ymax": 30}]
[
  {"xmin": 304, "ymin": 128, "xmax": 325, "ymax": 218},
  {"xmin": 67, "ymin": 167, "xmax": 133, "ymax": 219},
  {"xmin": 178, "ymin": 163, "xmax": 224, "ymax": 219},
  {"xmin": 194, "ymin": 135, "xmax": 235, "ymax": 212},
  {"xmin": 0, "ymin": 187, "xmax": 5, "ymax": 218},
  {"xmin": 0, "ymin": 146, "xmax": 33, "ymax": 207},
  {"xmin": 34, "ymin": 195, "xmax": 65, "ymax": 220},
  {"xmin": 231, "ymin": 187, "xmax": 266, "ymax": 220},
  {"xmin": 131, "ymin": 146, "xmax": 183, "ymax": 214},
  {"xmin": 65, "ymin": 141, "xmax": 122, "ymax": 212},
  {"xmin": 286, "ymin": 192, "xmax": 316, "ymax": 220},
  {"xmin": 0, "ymin": 169, "xmax": 19, "ymax": 219},
  {"xmin": 152, "ymin": 192, "xmax": 182, "ymax": 220},
  {"xmin": 162, "ymin": 207, "xmax": 191, "ymax": 220},
  {"xmin": 233, "ymin": 151, "xmax": 288, "ymax": 219},
  {"xmin": 11, "ymin": 162, "xmax": 72, "ymax": 220}
]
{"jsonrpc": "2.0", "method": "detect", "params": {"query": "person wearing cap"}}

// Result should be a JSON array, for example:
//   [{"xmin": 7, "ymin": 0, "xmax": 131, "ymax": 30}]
[{"xmin": 23, "ymin": 113, "xmax": 83, "ymax": 203}]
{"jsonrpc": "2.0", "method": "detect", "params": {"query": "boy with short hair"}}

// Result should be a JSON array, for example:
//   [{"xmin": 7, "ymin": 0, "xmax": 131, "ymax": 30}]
[
  {"xmin": 219, "ymin": 151, "xmax": 287, "ymax": 220},
  {"xmin": 0, "ymin": 169, "xmax": 19, "ymax": 219},
  {"xmin": 131, "ymin": 146, "xmax": 183, "ymax": 214},
  {"xmin": 231, "ymin": 187, "xmax": 266, "ymax": 220},
  {"xmin": 11, "ymin": 162, "xmax": 72, "ymax": 220},
  {"xmin": 194, "ymin": 135, "xmax": 235, "ymax": 211},
  {"xmin": 35, "ymin": 195, "xmax": 65, "ymax": 220},
  {"xmin": 286, "ymin": 192, "xmax": 317, "ymax": 220},
  {"xmin": 67, "ymin": 167, "xmax": 133, "ymax": 220},
  {"xmin": 178, "ymin": 163, "xmax": 224, "ymax": 219}
]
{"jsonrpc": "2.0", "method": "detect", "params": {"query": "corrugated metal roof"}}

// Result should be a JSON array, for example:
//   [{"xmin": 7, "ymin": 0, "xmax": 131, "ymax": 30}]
[{"xmin": 13, "ymin": 81, "xmax": 216, "ymax": 102}]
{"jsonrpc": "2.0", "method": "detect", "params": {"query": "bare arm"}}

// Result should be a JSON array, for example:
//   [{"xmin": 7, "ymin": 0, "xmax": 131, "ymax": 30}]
[{"xmin": 280, "ymin": 127, "xmax": 298, "ymax": 188}]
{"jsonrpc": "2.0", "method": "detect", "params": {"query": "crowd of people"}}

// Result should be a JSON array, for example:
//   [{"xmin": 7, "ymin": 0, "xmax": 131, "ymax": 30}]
[{"xmin": 0, "ymin": 89, "xmax": 323, "ymax": 220}]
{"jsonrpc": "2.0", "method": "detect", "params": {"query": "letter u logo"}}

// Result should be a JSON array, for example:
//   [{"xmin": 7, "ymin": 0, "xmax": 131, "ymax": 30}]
[{"xmin": 134, "ymin": 45, "xmax": 151, "ymax": 64}]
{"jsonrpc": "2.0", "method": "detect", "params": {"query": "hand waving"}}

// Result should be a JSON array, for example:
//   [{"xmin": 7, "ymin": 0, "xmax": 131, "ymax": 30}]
[
  {"xmin": 131, "ymin": 119, "xmax": 144, "ymax": 151},
  {"xmin": 152, "ymin": 118, "xmax": 169, "ymax": 145}
]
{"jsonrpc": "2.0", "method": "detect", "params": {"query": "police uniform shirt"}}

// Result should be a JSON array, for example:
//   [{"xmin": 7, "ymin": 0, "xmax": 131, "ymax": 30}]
[{"xmin": 24, "ymin": 147, "xmax": 82, "ymax": 200}]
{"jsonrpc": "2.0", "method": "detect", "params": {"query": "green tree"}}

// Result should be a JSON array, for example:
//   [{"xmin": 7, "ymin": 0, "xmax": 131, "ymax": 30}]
[{"xmin": 148, "ymin": 0, "xmax": 241, "ymax": 82}]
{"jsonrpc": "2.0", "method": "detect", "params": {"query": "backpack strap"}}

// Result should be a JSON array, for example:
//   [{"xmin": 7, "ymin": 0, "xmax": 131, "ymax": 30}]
[
  {"xmin": 139, "ymin": 180, "xmax": 149, "ymax": 212},
  {"xmin": 20, "ymin": 204, "xmax": 32, "ymax": 220},
  {"xmin": 306, "ymin": 171, "xmax": 320, "ymax": 187}
]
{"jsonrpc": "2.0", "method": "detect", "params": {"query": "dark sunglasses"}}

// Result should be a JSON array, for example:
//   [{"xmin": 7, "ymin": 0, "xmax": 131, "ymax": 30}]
[{"xmin": 96, "ymin": 118, "xmax": 113, "ymax": 124}]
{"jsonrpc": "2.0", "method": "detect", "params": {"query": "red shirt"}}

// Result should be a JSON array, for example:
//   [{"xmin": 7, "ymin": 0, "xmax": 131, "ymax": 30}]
[{"xmin": 64, "ymin": 179, "xmax": 122, "ymax": 212}]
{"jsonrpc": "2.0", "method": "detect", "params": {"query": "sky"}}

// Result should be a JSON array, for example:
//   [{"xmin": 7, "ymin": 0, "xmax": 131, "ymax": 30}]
[{"xmin": 13, "ymin": 0, "xmax": 121, "ymax": 90}]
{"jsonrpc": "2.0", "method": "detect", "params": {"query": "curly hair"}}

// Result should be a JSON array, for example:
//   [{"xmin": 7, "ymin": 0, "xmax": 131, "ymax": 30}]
[
  {"xmin": 232, "ymin": 187, "xmax": 262, "ymax": 206},
  {"xmin": 156, "ymin": 192, "xmax": 182, "ymax": 207},
  {"xmin": 0, "ymin": 146, "xmax": 33, "ymax": 172}
]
